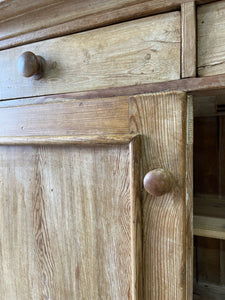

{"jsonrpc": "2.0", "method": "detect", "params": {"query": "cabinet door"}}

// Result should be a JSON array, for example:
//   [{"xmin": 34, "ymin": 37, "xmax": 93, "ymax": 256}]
[
  {"xmin": 130, "ymin": 92, "xmax": 193, "ymax": 300},
  {"xmin": 0, "ymin": 91, "xmax": 193, "ymax": 300}
]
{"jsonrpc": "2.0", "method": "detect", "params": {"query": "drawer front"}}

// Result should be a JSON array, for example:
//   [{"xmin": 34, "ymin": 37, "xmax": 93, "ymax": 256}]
[
  {"xmin": 0, "ymin": 11, "xmax": 180, "ymax": 100},
  {"xmin": 198, "ymin": 1, "xmax": 225, "ymax": 77}
]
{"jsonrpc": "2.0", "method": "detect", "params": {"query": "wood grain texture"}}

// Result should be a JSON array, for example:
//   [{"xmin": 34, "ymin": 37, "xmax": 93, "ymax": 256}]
[
  {"xmin": 181, "ymin": 1, "xmax": 196, "ymax": 78},
  {"xmin": 0, "ymin": 0, "xmax": 218, "ymax": 50},
  {"xmin": 1, "ymin": 74, "xmax": 223, "ymax": 103},
  {"xmin": 198, "ymin": 1, "xmax": 225, "ymax": 76},
  {"xmin": 0, "ymin": 134, "xmax": 138, "ymax": 146},
  {"xmin": 186, "ymin": 95, "xmax": 193, "ymax": 300},
  {"xmin": 0, "ymin": 12, "xmax": 181, "ymax": 100},
  {"xmin": 129, "ymin": 137, "xmax": 143, "ymax": 299},
  {"xmin": 129, "ymin": 91, "xmax": 190, "ymax": 299},
  {"xmin": 0, "ymin": 0, "xmax": 58, "ymax": 20},
  {"xmin": 0, "ymin": 0, "xmax": 196, "ymax": 50},
  {"xmin": 0, "ymin": 96, "xmax": 129, "ymax": 136},
  {"xmin": 0, "ymin": 138, "xmax": 141, "ymax": 299}
]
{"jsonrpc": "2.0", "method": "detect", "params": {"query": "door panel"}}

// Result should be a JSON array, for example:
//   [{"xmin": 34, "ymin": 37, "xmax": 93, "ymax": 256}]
[{"xmin": 0, "ymin": 136, "xmax": 141, "ymax": 299}]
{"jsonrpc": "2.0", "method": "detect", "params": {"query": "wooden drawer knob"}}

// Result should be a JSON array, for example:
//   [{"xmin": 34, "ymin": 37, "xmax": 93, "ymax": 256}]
[
  {"xmin": 17, "ymin": 51, "xmax": 45, "ymax": 79},
  {"xmin": 143, "ymin": 168, "xmax": 172, "ymax": 196}
]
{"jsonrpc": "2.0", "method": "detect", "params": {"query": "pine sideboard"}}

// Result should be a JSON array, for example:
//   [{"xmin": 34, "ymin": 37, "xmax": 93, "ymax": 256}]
[{"xmin": 1, "ymin": 1, "xmax": 225, "ymax": 299}]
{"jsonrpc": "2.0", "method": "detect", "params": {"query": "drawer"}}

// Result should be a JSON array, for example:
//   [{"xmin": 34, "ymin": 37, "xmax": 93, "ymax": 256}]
[
  {"xmin": 0, "ymin": 11, "xmax": 180, "ymax": 100},
  {"xmin": 198, "ymin": 1, "xmax": 225, "ymax": 77}
]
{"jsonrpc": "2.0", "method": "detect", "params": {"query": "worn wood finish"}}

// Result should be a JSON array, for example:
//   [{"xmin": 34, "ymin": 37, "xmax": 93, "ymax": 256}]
[
  {"xmin": 0, "ymin": 135, "xmax": 138, "ymax": 146},
  {"xmin": 0, "ymin": 137, "xmax": 142, "ymax": 299},
  {"xmin": 2, "ymin": 74, "xmax": 224, "ymax": 103},
  {"xmin": 0, "ymin": 0, "xmax": 58, "ymax": 20},
  {"xmin": 0, "ymin": 0, "xmax": 216, "ymax": 22},
  {"xmin": 129, "ymin": 91, "xmax": 191, "ymax": 299},
  {"xmin": 2, "ymin": 75, "xmax": 225, "ymax": 107},
  {"xmin": 181, "ymin": 1, "xmax": 196, "ymax": 78},
  {"xmin": 186, "ymin": 95, "xmax": 193, "ymax": 300},
  {"xmin": 0, "ymin": 0, "xmax": 217, "ymax": 50},
  {"xmin": 129, "ymin": 137, "xmax": 143, "ymax": 299},
  {"xmin": 0, "ymin": 96, "xmax": 129, "ymax": 136},
  {"xmin": 0, "ymin": 12, "xmax": 181, "ymax": 100},
  {"xmin": 0, "ymin": 0, "xmax": 181, "ymax": 45},
  {"xmin": 198, "ymin": 1, "xmax": 225, "ymax": 77}
]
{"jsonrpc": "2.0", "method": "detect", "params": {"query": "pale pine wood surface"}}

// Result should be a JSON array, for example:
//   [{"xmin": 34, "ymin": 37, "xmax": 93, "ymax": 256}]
[
  {"xmin": 1, "ymin": 75, "xmax": 225, "ymax": 105},
  {"xmin": 181, "ymin": 1, "xmax": 196, "ymax": 78},
  {"xmin": 0, "ymin": 97, "xmax": 129, "ymax": 136},
  {"xmin": 0, "ymin": 0, "xmax": 186, "ymax": 50},
  {"xmin": 0, "ymin": 91, "xmax": 193, "ymax": 299},
  {"xmin": 0, "ymin": 0, "xmax": 217, "ymax": 50},
  {"xmin": 0, "ymin": 141, "xmax": 140, "ymax": 299},
  {"xmin": 0, "ymin": 12, "xmax": 180, "ymax": 100},
  {"xmin": 198, "ymin": 1, "xmax": 225, "ymax": 76},
  {"xmin": 129, "ymin": 91, "xmax": 190, "ymax": 300}
]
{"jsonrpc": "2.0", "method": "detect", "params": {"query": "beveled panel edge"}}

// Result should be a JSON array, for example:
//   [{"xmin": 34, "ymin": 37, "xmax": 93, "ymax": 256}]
[
  {"xmin": 0, "ymin": 134, "xmax": 139, "ymax": 145},
  {"xmin": 129, "ymin": 136, "xmax": 143, "ymax": 300}
]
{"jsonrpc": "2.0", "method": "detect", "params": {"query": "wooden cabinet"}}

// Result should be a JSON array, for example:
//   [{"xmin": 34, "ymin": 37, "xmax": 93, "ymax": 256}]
[
  {"xmin": 0, "ymin": 137, "xmax": 140, "ymax": 299},
  {"xmin": 0, "ymin": 91, "xmax": 192, "ymax": 299},
  {"xmin": 1, "ymin": 0, "xmax": 225, "ymax": 299}
]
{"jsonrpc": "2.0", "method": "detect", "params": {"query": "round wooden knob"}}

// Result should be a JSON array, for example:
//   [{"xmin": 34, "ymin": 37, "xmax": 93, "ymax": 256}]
[
  {"xmin": 17, "ymin": 51, "xmax": 45, "ymax": 79},
  {"xmin": 143, "ymin": 168, "xmax": 172, "ymax": 196}
]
